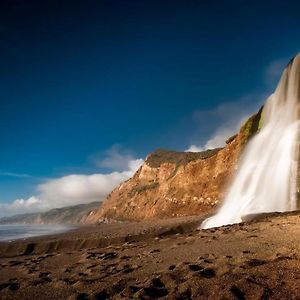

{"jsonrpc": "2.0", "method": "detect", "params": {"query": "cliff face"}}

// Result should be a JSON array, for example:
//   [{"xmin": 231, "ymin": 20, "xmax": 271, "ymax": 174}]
[
  {"xmin": 87, "ymin": 108, "xmax": 262, "ymax": 222},
  {"xmin": 0, "ymin": 202, "xmax": 100, "ymax": 225}
]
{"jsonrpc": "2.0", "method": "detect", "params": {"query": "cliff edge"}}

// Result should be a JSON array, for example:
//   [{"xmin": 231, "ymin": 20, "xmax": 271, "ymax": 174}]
[{"xmin": 87, "ymin": 108, "xmax": 262, "ymax": 222}]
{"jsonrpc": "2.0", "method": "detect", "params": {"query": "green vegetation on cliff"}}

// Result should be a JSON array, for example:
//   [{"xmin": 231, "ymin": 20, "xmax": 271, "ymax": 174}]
[{"xmin": 240, "ymin": 106, "xmax": 264, "ymax": 145}]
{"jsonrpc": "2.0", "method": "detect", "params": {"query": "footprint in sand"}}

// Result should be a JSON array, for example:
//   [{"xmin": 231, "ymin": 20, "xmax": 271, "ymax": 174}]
[
  {"xmin": 230, "ymin": 285, "xmax": 245, "ymax": 300},
  {"xmin": 27, "ymin": 268, "xmax": 39, "ymax": 274},
  {"xmin": 100, "ymin": 252, "xmax": 118, "ymax": 260},
  {"xmin": 245, "ymin": 259, "xmax": 267, "ymax": 267},
  {"xmin": 32, "ymin": 277, "xmax": 52, "ymax": 286},
  {"xmin": 86, "ymin": 251, "xmax": 118, "ymax": 261},
  {"xmin": 189, "ymin": 264, "xmax": 203, "ymax": 272},
  {"xmin": 275, "ymin": 253, "xmax": 294, "ymax": 261},
  {"xmin": 8, "ymin": 260, "xmax": 23, "ymax": 266},
  {"xmin": 86, "ymin": 264, "xmax": 97, "ymax": 270},
  {"xmin": 39, "ymin": 271, "xmax": 51, "ymax": 277},
  {"xmin": 177, "ymin": 288, "xmax": 192, "ymax": 300},
  {"xmin": 142, "ymin": 278, "xmax": 169, "ymax": 298},
  {"xmin": 9, "ymin": 282, "xmax": 20, "ymax": 291},
  {"xmin": 75, "ymin": 293, "xmax": 89, "ymax": 300},
  {"xmin": 242, "ymin": 250, "xmax": 252, "ymax": 254},
  {"xmin": 93, "ymin": 290, "xmax": 110, "ymax": 299},
  {"xmin": 125, "ymin": 285, "xmax": 142, "ymax": 295},
  {"xmin": 122, "ymin": 264, "xmax": 139, "ymax": 274},
  {"xmin": 199, "ymin": 253, "xmax": 217, "ymax": 260},
  {"xmin": 199, "ymin": 268, "xmax": 216, "ymax": 278},
  {"xmin": 0, "ymin": 281, "xmax": 20, "ymax": 291},
  {"xmin": 62, "ymin": 277, "xmax": 78, "ymax": 285},
  {"xmin": 120, "ymin": 255, "xmax": 131, "ymax": 260},
  {"xmin": 64, "ymin": 268, "xmax": 72, "ymax": 273},
  {"xmin": 150, "ymin": 249, "xmax": 160, "ymax": 253}
]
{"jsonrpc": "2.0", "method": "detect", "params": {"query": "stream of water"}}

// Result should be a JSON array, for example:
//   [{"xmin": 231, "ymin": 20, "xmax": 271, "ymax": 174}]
[{"xmin": 202, "ymin": 54, "xmax": 300, "ymax": 229}]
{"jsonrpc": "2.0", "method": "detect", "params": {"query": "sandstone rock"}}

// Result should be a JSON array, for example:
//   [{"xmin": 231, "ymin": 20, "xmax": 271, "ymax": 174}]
[{"xmin": 87, "ymin": 108, "xmax": 263, "ymax": 222}]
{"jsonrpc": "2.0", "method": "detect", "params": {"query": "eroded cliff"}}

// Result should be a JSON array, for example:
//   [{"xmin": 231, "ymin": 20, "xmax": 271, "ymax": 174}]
[{"xmin": 87, "ymin": 108, "xmax": 262, "ymax": 222}]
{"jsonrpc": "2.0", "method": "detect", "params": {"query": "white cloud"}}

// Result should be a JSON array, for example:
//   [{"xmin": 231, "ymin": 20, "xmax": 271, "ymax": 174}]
[
  {"xmin": 0, "ymin": 197, "xmax": 47, "ymax": 217},
  {"xmin": 185, "ymin": 94, "xmax": 265, "ymax": 152},
  {"xmin": 186, "ymin": 126, "xmax": 241, "ymax": 152},
  {"xmin": 185, "ymin": 122, "xmax": 243, "ymax": 152},
  {"xmin": 0, "ymin": 171, "xmax": 32, "ymax": 178},
  {"xmin": 185, "ymin": 145, "xmax": 203, "ymax": 152},
  {"xmin": 0, "ymin": 150, "xmax": 144, "ymax": 218},
  {"xmin": 94, "ymin": 145, "xmax": 135, "ymax": 171}
]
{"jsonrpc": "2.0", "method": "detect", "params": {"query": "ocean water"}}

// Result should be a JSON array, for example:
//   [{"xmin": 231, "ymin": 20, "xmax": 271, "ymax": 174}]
[{"xmin": 0, "ymin": 224, "xmax": 73, "ymax": 242}]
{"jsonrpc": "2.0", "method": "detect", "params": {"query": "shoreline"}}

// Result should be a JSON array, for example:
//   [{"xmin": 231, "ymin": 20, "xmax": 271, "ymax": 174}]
[
  {"xmin": 0, "ymin": 224, "xmax": 77, "ymax": 243},
  {"xmin": 0, "ymin": 211, "xmax": 299, "ymax": 299},
  {"xmin": 0, "ymin": 216, "xmax": 203, "ymax": 257}
]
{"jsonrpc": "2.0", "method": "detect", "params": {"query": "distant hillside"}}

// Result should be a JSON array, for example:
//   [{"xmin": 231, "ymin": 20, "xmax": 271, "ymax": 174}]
[{"xmin": 0, "ymin": 202, "xmax": 100, "ymax": 225}]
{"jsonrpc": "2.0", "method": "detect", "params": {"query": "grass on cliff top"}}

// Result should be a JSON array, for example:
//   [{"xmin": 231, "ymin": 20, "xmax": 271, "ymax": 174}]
[
  {"xmin": 146, "ymin": 148, "xmax": 222, "ymax": 168},
  {"xmin": 240, "ymin": 106, "xmax": 263, "ymax": 145}
]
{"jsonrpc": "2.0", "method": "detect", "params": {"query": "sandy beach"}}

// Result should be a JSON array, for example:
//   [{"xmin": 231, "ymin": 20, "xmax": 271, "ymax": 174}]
[{"xmin": 0, "ymin": 212, "xmax": 299, "ymax": 299}]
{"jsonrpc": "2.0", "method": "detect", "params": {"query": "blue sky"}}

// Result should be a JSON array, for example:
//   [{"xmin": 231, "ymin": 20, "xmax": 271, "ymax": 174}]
[{"xmin": 0, "ymin": 0, "xmax": 300, "ymax": 215}]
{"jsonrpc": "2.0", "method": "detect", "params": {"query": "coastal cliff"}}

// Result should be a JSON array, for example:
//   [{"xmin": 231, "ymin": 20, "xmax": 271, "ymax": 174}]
[{"xmin": 87, "ymin": 108, "xmax": 263, "ymax": 222}]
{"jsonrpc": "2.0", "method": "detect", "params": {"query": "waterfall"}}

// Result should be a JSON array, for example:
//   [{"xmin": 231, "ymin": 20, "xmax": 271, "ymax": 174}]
[{"xmin": 201, "ymin": 54, "xmax": 300, "ymax": 229}]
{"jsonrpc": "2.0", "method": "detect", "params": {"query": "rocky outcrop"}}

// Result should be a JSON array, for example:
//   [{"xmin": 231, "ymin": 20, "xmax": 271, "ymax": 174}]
[
  {"xmin": 87, "ymin": 108, "xmax": 263, "ymax": 222},
  {"xmin": 0, "ymin": 202, "xmax": 100, "ymax": 225}
]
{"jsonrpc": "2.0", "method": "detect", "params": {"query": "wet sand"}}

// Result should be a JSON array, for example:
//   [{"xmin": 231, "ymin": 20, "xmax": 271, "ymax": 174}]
[{"xmin": 0, "ymin": 212, "xmax": 299, "ymax": 299}]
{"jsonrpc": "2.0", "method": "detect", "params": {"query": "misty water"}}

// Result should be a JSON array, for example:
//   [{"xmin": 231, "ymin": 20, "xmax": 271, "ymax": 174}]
[
  {"xmin": 202, "ymin": 54, "xmax": 300, "ymax": 229},
  {"xmin": 0, "ymin": 224, "xmax": 73, "ymax": 242}
]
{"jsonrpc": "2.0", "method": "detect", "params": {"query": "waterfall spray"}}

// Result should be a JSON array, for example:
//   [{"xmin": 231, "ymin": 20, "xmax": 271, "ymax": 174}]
[{"xmin": 201, "ymin": 54, "xmax": 300, "ymax": 229}]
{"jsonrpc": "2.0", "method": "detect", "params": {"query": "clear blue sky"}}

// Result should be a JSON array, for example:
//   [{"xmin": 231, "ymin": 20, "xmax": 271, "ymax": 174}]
[{"xmin": 1, "ymin": 0, "xmax": 300, "ymax": 205}]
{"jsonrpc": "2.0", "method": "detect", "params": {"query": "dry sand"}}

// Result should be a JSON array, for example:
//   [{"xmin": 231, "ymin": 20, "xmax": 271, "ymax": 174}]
[{"xmin": 0, "ymin": 212, "xmax": 299, "ymax": 299}]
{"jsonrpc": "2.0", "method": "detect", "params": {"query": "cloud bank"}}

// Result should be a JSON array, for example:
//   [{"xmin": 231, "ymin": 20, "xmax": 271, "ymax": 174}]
[{"xmin": 0, "ymin": 149, "xmax": 144, "ymax": 218}]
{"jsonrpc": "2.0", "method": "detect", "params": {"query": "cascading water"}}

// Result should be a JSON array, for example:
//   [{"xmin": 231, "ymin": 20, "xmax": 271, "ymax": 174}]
[{"xmin": 201, "ymin": 54, "xmax": 300, "ymax": 229}]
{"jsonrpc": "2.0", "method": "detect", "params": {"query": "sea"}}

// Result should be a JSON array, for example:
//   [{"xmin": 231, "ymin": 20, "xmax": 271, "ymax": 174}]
[{"xmin": 0, "ymin": 224, "xmax": 73, "ymax": 242}]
